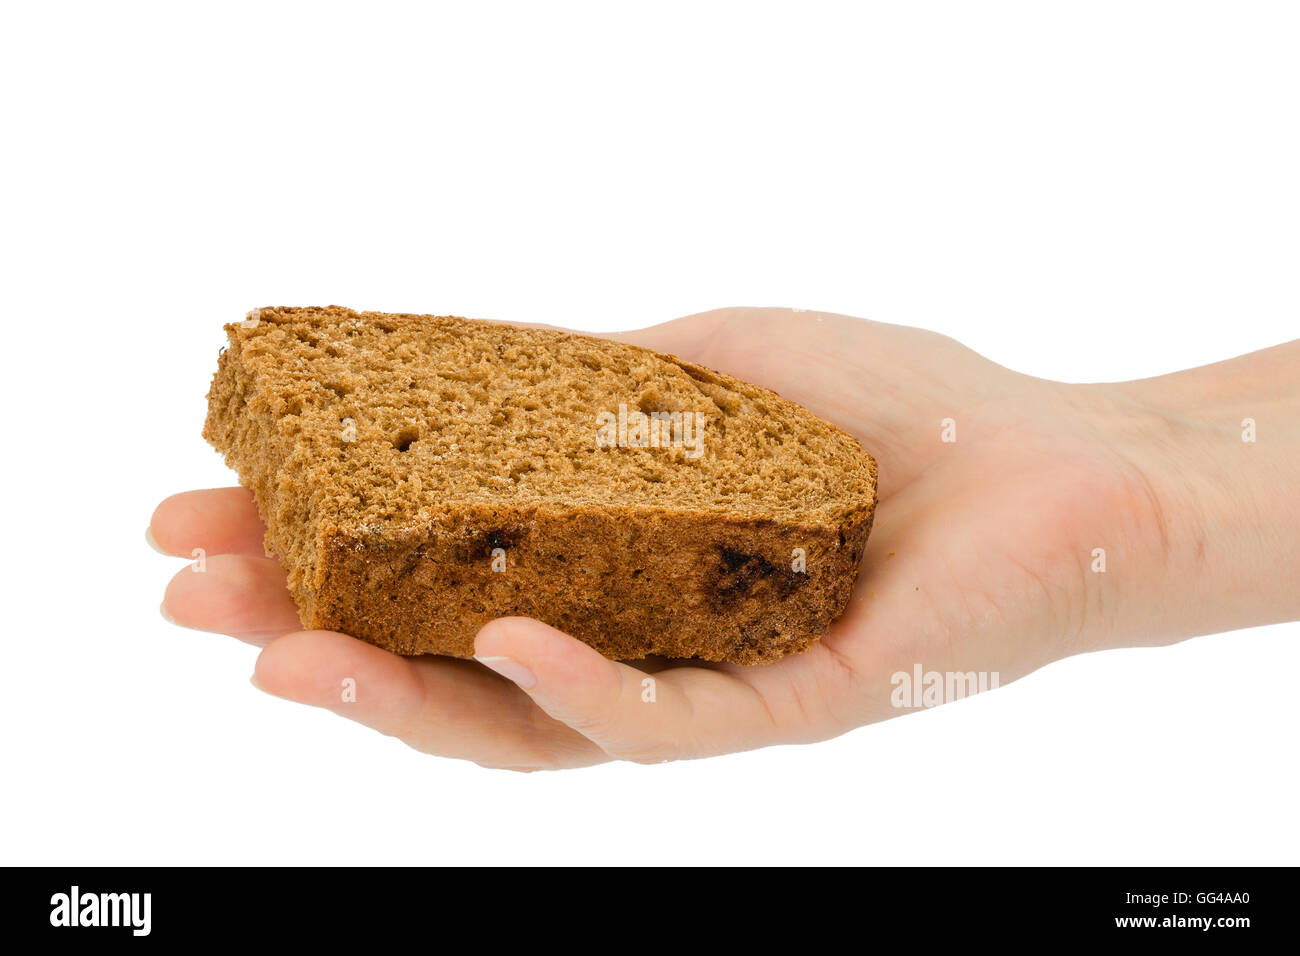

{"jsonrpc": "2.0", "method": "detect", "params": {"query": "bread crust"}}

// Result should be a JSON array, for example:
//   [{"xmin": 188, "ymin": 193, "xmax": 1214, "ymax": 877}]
[{"xmin": 304, "ymin": 503, "xmax": 874, "ymax": 664}]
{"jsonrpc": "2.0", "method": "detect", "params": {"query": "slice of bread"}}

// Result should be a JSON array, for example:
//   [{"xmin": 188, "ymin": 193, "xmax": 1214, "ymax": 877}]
[{"xmin": 203, "ymin": 306, "xmax": 877, "ymax": 664}]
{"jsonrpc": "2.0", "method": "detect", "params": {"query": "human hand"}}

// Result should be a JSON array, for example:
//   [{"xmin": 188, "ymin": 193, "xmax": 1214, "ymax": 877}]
[{"xmin": 153, "ymin": 308, "xmax": 1300, "ymax": 769}]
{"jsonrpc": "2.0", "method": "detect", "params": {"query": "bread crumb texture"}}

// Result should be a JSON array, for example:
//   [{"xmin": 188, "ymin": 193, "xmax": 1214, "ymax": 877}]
[{"xmin": 204, "ymin": 306, "xmax": 877, "ymax": 664}]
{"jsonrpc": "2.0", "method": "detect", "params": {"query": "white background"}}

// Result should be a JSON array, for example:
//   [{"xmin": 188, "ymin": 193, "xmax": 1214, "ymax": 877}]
[{"xmin": 2, "ymin": 1, "xmax": 1296, "ymax": 865}]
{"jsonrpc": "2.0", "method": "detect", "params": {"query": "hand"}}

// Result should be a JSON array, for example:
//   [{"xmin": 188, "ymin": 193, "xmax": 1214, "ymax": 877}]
[{"xmin": 152, "ymin": 308, "xmax": 1300, "ymax": 769}]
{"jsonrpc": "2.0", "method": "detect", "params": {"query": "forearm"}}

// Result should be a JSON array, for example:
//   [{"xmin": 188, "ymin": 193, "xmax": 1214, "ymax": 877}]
[{"xmin": 1097, "ymin": 340, "xmax": 1300, "ymax": 646}]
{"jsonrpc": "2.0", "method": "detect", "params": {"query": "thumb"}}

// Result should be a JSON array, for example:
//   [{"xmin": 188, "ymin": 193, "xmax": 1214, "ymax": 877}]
[{"xmin": 472, "ymin": 617, "xmax": 770, "ymax": 764}]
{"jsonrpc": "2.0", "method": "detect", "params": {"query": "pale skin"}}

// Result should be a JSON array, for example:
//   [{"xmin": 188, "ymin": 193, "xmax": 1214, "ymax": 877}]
[{"xmin": 151, "ymin": 308, "xmax": 1300, "ymax": 770}]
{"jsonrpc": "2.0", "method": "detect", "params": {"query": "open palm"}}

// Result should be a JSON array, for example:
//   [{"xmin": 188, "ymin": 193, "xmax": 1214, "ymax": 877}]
[{"xmin": 155, "ymin": 308, "xmax": 1162, "ymax": 769}]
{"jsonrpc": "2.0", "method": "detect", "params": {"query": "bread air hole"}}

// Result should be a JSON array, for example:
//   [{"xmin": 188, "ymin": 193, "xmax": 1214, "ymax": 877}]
[{"xmin": 394, "ymin": 426, "xmax": 420, "ymax": 452}]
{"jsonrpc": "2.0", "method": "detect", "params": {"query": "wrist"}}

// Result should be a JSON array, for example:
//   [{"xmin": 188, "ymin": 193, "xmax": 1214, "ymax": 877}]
[{"xmin": 1087, "ymin": 357, "xmax": 1300, "ymax": 646}]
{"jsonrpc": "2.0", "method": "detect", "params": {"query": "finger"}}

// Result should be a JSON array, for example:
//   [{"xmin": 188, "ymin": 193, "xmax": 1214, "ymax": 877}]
[
  {"xmin": 149, "ymin": 488, "xmax": 267, "ymax": 559},
  {"xmin": 253, "ymin": 631, "xmax": 607, "ymax": 771},
  {"xmin": 602, "ymin": 308, "xmax": 732, "ymax": 356},
  {"xmin": 162, "ymin": 553, "xmax": 301, "ymax": 646},
  {"xmin": 473, "ymin": 617, "xmax": 783, "ymax": 764}
]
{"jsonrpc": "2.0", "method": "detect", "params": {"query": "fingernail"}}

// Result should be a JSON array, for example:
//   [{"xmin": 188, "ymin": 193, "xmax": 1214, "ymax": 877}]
[
  {"xmin": 249, "ymin": 674, "xmax": 264, "ymax": 693},
  {"xmin": 475, "ymin": 655, "xmax": 538, "ymax": 689},
  {"xmin": 145, "ymin": 526, "xmax": 167, "ymax": 555},
  {"xmin": 159, "ymin": 601, "xmax": 176, "ymax": 625}
]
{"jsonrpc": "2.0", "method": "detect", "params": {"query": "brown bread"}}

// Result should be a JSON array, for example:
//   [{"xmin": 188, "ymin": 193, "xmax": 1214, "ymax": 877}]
[{"xmin": 203, "ymin": 306, "xmax": 877, "ymax": 664}]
